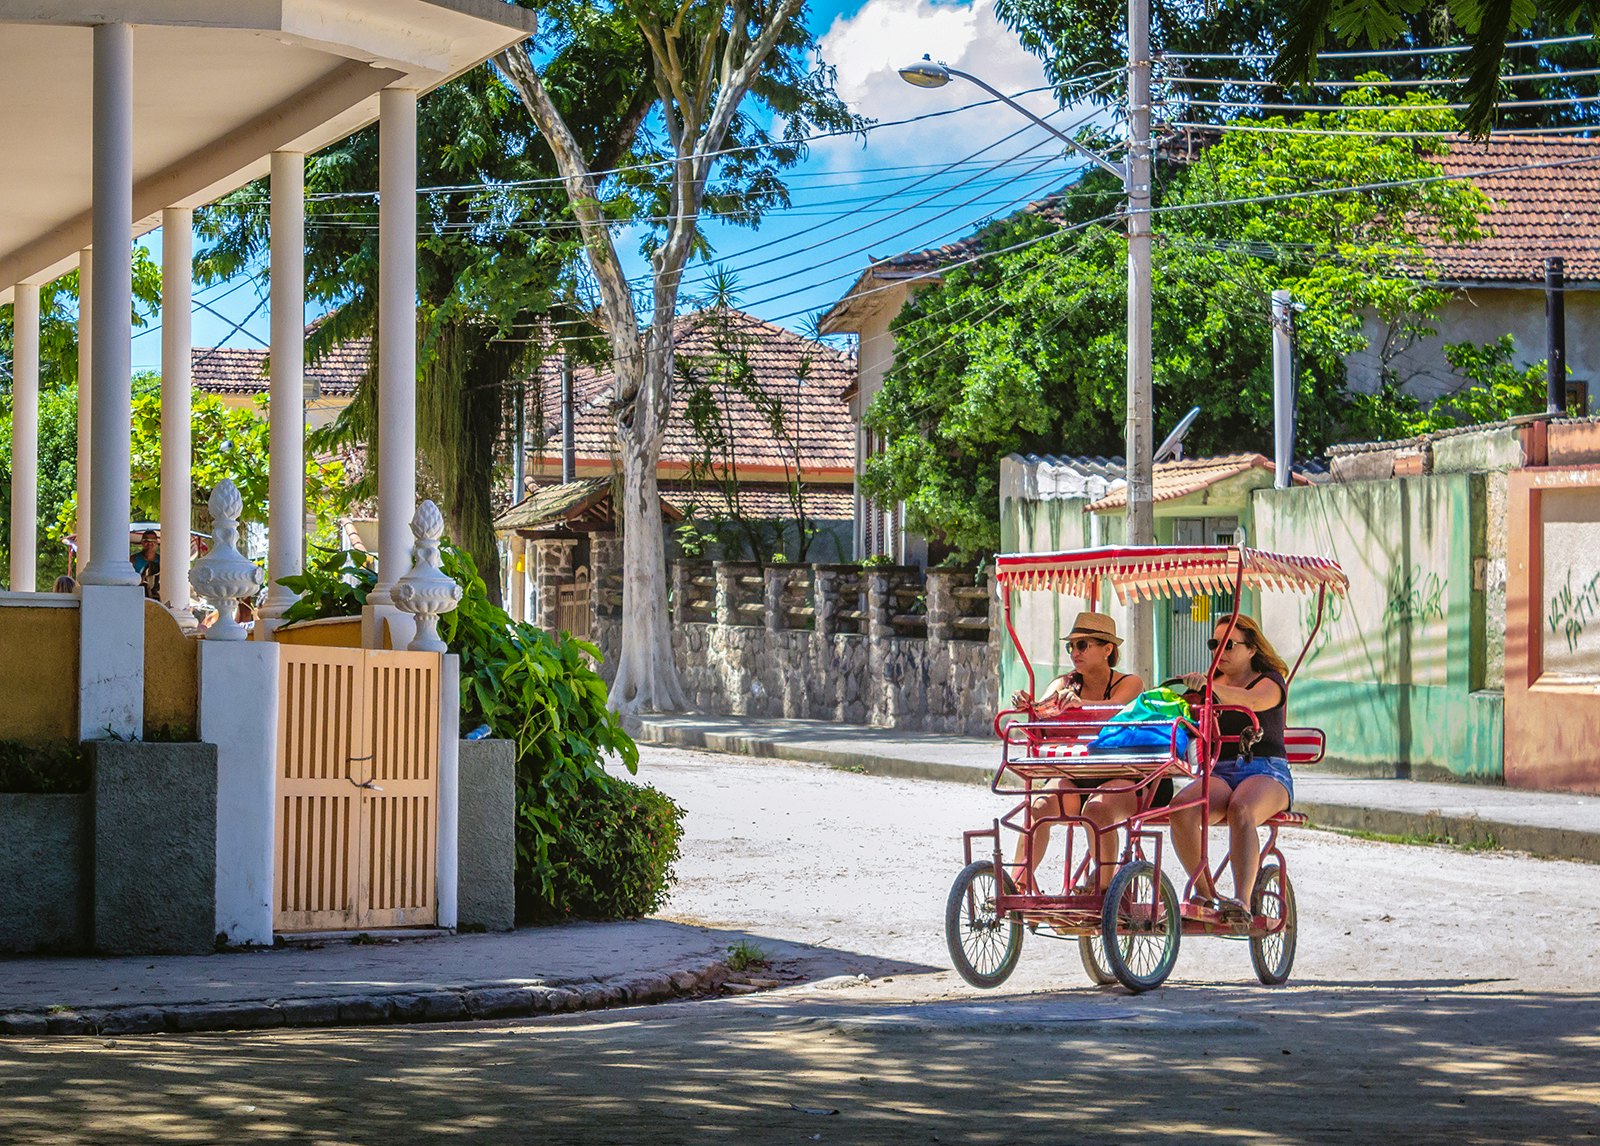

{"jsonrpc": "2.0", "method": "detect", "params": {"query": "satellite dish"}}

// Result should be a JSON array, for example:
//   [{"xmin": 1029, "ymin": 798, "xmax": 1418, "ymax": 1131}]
[{"xmin": 1154, "ymin": 406, "xmax": 1201, "ymax": 463}]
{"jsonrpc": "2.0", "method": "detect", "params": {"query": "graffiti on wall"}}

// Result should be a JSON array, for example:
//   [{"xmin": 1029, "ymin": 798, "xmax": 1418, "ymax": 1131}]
[
  {"xmin": 1386, "ymin": 569, "xmax": 1448, "ymax": 627},
  {"xmin": 1539, "ymin": 491, "xmax": 1600, "ymax": 679},
  {"xmin": 1547, "ymin": 569, "xmax": 1600, "ymax": 663}
]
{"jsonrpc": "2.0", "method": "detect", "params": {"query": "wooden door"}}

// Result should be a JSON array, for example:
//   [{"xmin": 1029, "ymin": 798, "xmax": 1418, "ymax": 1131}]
[
  {"xmin": 274, "ymin": 647, "xmax": 363, "ymax": 932},
  {"xmin": 274, "ymin": 646, "xmax": 440, "ymax": 932},
  {"xmin": 359, "ymin": 654, "xmax": 439, "ymax": 927}
]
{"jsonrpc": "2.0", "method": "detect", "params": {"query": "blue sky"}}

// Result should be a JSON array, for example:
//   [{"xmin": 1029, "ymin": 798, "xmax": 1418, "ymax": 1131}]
[{"xmin": 131, "ymin": 0, "xmax": 1093, "ymax": 370}]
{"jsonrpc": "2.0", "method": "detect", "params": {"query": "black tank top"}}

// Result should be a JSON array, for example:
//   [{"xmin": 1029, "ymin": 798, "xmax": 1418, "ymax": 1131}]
[
  {"xmin": 1071, "ymin": 671, "xmax": 1125, "ymax": 703},
  {"xmin": 1216, "ymin": 670, "xmax": 1287, "ymax": 760}
]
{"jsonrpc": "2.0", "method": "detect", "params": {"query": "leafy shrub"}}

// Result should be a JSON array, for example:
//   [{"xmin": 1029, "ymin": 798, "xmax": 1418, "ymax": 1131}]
[
  {"xmin": 274, "ymin": 543, "xmax": 681, "ymax": 923},
  {"xmin": 0, "ymin": 741, "xmax": 89, "ymax": 794}
]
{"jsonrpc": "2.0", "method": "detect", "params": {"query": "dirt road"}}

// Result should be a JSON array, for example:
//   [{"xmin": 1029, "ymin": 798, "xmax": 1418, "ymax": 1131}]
[{"xmin": 0, "ymin": 747, "xmax": 1595, "ymax": 1144}]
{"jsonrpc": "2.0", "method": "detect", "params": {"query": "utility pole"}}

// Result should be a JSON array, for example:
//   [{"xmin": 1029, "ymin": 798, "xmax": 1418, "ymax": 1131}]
[
  {"xmin": 1271, "ymin": 289, "xmax": 1295, "ymax": 490},
  {"xmin": 1124, "ymin": 0, "xmax": 1155, "ymax": 672},
  {"xmin": 561, "ymin": 352, "xmax": 577, "ymax": 485}
]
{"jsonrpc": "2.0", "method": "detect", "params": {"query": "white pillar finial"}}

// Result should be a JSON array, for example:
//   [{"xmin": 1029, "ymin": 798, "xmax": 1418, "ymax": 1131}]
[
  {"xmin": 391, "ymin": 500, "xmax": 461, "ymax": 653},
  {"xmin": 190, "ymin": 479, "xmax": 264, "ymax": 640}
]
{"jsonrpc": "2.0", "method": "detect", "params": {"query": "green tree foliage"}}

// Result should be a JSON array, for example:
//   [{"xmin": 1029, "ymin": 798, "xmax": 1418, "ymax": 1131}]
[
  {"xmin": 996, "ymin": 0, "xmax": 1600, "ymax": 134},
  {"xmin": 48, "ymin": 390, "xmax": 347, "ymax": 550},
  {"xmin": 194, "ymin": 51, "xmax": 640, "ymax": 605},
  {"xmin": 861, "ymin": 93, "xmax": 1490, "ymax": 560},
  {"xmin": 1348, "ymin": 334, "xmax": 1553, "ymax": 437},
  {"xmin": 0, "ymin": 250, "xmax": 164, "ymax": 586},
  {"xmin": 1270, "ymin": 0, "xmax": 1600, "ymax": 133}
]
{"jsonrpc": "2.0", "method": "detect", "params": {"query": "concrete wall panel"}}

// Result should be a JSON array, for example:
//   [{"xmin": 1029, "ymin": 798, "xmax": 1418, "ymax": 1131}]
[
  {"xmin": 91, "ymin": 740, "xmax": 218, "ymax": 955},
  {"xmin": 457, "ymin": 738, "xmax": 515, "ymax": 933},
  {"xmin": 1253, "ymin": 475, "xmax": 1496, "ymax": 780},
  {"xmin": 0, "ymin": 793, "xmax": 90, "ymax": 952}
]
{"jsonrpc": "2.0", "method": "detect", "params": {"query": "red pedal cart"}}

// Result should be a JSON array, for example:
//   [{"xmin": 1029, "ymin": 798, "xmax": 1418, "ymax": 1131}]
[{"xmin": 946, "ymin": 543, "xmax": 1348, "ymax": 993}]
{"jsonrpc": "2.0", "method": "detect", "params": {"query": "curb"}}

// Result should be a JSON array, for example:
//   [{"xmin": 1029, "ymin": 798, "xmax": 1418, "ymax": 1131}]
[
  {"xmin": 0, "ymin": 958, "xmax": 731, "ymax": 1039},
  {"xmin": 639, "ymin": 722, "xmax": 995, "ymax": 787},
  {"xmin": 1296, "ymin": 801, "xmax": 1600, "ymax": 864},
  {"xmin": 643, "ymin": 724, "xmax": 1600, "ymax": 866}
]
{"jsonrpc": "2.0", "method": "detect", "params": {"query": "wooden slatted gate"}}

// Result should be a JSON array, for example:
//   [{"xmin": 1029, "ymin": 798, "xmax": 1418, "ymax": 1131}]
[
  {"xmin": 557, "ymin": 566, "xmax": 592, "ymax": 638},
  {"xmin": 274, "ymin": 646, "xmax": 440, "ymax": 932}
]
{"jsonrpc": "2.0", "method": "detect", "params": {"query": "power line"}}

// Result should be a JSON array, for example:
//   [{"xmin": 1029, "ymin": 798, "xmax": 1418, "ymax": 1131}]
[
  {"xmin": 1179, "ymin": 92, "xmax": 1600, "ymax": 112},
  {"xmin": 1166, "ymin": 67, "xmax": 1600, "ymax": 88},
  {"xmin": 1169, "ymin": 118, "xmax": 1600, "ymax": 138},
  {"xmin": 1162, "ymin": 32, "xmax": 1594, "ymax": 62}
]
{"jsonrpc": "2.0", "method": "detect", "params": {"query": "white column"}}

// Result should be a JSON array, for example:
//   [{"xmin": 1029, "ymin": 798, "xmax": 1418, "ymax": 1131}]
[
  {"xmin": 10, "ymin": 283, "xmax": 40, "ymax": 591},
  {"xmin": 78, "ymin": 21, "xmax": 143, "ymax": 743},
  {"xmin": 80, "ymin": 21, "xmax": 137, "ymax": 588},
  {"xmin": 509, "ymin": 535, "xmax": 527, "ymax": 622},
  {"xmin": 259, "ymin": 151, "xmax": 305, "ymax": 628},
  {"xmin": 75, "ymin": 248, "xmax": 92, "ymax": 572},
  {"xmin": 371, "ymin": 87, "xmax": 418, "ymax": 612},
  {"xmin": 160, "ymin": 207, "xmax": 194, "ymax": 615}
]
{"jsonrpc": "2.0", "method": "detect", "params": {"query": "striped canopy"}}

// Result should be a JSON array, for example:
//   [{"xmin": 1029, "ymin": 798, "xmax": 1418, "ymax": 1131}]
[{"xmin": 995, "ymin": 545, "xmax": 1349, "ymax": 603}]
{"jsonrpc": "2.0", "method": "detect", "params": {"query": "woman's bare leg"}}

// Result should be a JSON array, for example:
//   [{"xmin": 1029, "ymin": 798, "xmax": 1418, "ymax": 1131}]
[
  {"xmin": 1170, "ymin": 777, "xmax": 1233, "ymax": 899},
  {"xmin": 1225, "ymin": 775, "xmax": 1290, "ymax": 904},
  {"xmin": 1082, "ymin": 788, "xmax": 1138, "ymax": 891},
  {"xmin": 1010, "ymin": 783, "xmax": 1082, "ymax": 892}
]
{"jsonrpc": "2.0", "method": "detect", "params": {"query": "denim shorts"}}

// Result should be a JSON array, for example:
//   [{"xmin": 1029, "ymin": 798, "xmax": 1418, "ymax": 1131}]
[{"xmin": 1212, "ymin": 755, "xmax": 1294, "ymax": 807}]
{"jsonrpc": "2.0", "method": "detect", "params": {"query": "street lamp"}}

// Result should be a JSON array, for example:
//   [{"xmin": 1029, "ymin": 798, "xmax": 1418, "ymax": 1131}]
[{"xmin": 898, "ymin": 43, "xmax": 1157, "ymax": 672}]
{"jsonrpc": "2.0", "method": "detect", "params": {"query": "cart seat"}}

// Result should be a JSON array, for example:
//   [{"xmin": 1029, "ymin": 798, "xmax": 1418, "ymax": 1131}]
[
  {"xmin": 1265, "ymin": 810, "xmax": 1309, "ymax": 827},
  {"xmin": 1284, "ymin": 728, "xmax": 1325, "ymax": 766}
]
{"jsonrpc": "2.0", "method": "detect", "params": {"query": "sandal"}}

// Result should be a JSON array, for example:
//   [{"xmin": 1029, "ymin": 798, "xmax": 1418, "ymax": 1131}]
[{"xmin": 1215, "ymin": 895, "xmax": 1252, "ymax": 923}]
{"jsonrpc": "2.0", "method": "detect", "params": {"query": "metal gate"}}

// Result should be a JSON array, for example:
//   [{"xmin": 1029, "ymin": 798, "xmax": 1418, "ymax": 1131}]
[
  {"xmin": 274, "ymin": 646, "xmax": 441, "ymax": 932},
  {"xmin": 1165, "ymin": 518, "xmax": 1239, "ymax": 678}
]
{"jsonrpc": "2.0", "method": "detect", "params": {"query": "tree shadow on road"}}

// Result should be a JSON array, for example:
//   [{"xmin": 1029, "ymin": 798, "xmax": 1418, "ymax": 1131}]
[{"xmin": 0, "ymin": 983, "xmax": 1595, "ymax": 1144}]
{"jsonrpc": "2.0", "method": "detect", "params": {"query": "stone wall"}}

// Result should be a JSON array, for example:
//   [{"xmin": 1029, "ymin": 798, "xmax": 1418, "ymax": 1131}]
[{"xmin": 667, "ymin": 562, "xmax": 1000, "ymax": 735}]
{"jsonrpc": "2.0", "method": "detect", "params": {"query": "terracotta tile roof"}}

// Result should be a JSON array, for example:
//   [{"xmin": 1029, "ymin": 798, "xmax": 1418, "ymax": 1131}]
[
  {"xmin": 495, "ymin": 477, "xmax": 685, "ymax": 533},
  {"xmin": 1421, "ymin": 135, "xmax": 1600, "ymax": 283},
  {"xmin": 527, "ymin": 309, "xmax": 857, "ymax": 479},
  {"xmin": 191, "ymin": 335, "xmax": 371, "ymax": 397},
  {"xmin": 1085, "ymin": 453, "xmax": 1308, "ymax": 512},
  {"xmin": 660, "ymin": 482, "xmax": 855, "ymax": 521}
]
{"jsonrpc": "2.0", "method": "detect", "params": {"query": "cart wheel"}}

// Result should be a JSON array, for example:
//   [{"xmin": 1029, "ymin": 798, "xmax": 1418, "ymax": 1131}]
[
  {"xmin": 945, "ymin": 860, "xmax": 1023, "ymax": 989},
  {"xmin": 1100, "ymin": 860, "xmax": 1180, "ymax": 993},
  {"xmin": 1078, "ymin": 934, "xmax": 1116, "ymax": 986},
  {"xmin": 1249, "ymin": 864, "xmax": 1297, "ymax": 985}
]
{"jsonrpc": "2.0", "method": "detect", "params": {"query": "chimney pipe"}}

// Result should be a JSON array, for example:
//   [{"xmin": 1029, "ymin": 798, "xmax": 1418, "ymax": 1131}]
[
  {"xmin": 1546, "ymin": 256, "xmax": 1567, "ymax": 415},
  {"xmin": 561, "ymin": 352, "xmax": 576, "ymax": 484}
]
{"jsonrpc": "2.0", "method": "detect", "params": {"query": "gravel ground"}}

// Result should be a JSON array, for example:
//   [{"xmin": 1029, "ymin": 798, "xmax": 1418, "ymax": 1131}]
[{"xmin": 638, "ymin": 745, "xmax": 1600, "ymax": 996}]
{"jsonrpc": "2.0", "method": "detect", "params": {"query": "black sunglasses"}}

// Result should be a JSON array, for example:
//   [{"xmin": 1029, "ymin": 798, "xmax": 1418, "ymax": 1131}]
[
  {"xmin": 1207, "ymin": 638, "xmax": 1250, "ymax": 651},
  {"xmin": 1066, "ymin": 638, "xmax": 1107, "ymax": 653}
]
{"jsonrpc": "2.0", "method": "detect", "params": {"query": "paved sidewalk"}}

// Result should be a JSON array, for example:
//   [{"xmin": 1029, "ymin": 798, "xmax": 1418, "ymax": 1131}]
[
  {"xmin": 639, "ymin": 713, "xmax": 1600, "ymax": 863},
  {"xmin": 0, "ymin": 920, "xmax": 738, "ymax": 1038}
]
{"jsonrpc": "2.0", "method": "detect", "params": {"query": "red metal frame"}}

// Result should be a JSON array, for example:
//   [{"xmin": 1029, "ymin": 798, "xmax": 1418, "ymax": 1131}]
[{"xmin": 974, "ymin": 542, "xmax": 1345, "ymax": 945}]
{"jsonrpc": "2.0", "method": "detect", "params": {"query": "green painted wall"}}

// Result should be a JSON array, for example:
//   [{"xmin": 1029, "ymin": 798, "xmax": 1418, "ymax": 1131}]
[{"xmin": 1252, "ymin": 474, "xmax": 1499, "ymax": 781}]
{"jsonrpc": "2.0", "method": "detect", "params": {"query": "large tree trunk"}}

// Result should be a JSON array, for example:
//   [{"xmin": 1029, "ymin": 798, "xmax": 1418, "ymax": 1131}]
[
  {"xmin": 609, "ymin": 432, "xmax": 687, "ymax": 713},
  {"xmin": 607, "ymin": 342, "xmax": 687, "ymax": 715}
]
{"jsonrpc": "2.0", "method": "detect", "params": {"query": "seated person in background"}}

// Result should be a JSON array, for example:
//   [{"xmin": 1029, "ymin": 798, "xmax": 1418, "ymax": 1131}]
[
  {"xmin": 1008, "ymin": 612, "xmax": 1144, "ymax": 893},
  {"xmin": 132, "ymin": 529, "xmax": 161, "ymax": 600},
  {"xmin": 52, "ymin": 574, "xmax": 76, "ymax": 594},
  {"xmin": 1170, "ymin": 614, "xmax": 1293, "ymax": 922}
]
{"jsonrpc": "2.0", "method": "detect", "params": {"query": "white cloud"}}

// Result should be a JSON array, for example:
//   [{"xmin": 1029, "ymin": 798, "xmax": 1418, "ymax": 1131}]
[{"xmin": 813, "ymin": 0, "xmax": 1097, "ymax": 174}]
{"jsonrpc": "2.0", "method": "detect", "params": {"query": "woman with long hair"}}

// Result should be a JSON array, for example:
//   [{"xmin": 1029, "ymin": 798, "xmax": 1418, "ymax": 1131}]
[{"xmin": 1170, "ymin": 613, "xmax": 1293, "ymax": 922}]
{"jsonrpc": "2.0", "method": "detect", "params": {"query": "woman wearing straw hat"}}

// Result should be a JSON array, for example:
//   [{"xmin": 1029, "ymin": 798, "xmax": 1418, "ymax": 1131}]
[{"xmin": 1009, "ymin": 611, "xmax": 1144, "ymax": 894}]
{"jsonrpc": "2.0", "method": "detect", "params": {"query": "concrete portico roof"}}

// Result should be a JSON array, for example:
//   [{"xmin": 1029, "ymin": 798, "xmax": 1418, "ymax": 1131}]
[{"xmin": 0, "ymin": 0, "xmax": 535, "ymax": 300}]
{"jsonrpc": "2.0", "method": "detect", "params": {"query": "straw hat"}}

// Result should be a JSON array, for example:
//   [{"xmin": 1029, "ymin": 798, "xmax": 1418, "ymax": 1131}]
[{"xmin": 1064, "ymin": 611, "xmax": 1122, "ymax": 647}]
